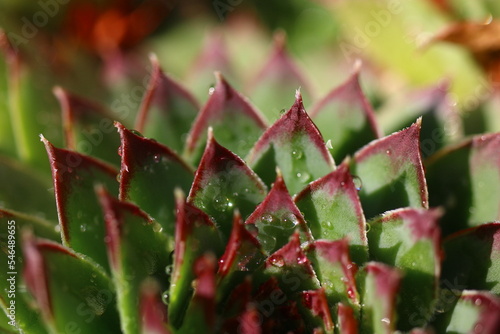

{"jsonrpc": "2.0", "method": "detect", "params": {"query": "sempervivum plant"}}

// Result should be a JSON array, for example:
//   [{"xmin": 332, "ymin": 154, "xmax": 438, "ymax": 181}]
[{"xmin": 1, "ymin": 29, "xmax": 500, "ymax": 334}]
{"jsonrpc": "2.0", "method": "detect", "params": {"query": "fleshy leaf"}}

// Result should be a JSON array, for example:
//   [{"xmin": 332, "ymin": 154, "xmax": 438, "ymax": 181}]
[
  {"xmin": 168, "ymin": 191, "xmax": 222, "ymax": 328},
  {"xmin": 117, "ymin": 122, "xmax": 193, "ymax": 244},
  {"xmin": 54, "ymin": 86, "xmax": 121, "ymax": 166},
  {"xmin": 378, "ymin": 81, "xmax": 462, "ymax": 158},
  {"xmin": 249, "ymin": 32, "xmax": 313, "ymax": 121},
  {"xmin": 306, "ymin": 239, "xmax": 360, "ymax": 318},
  {"xmin": 188, "ymin": 131, "xmax": 267, "ymax": 236},
  {"xmin": 309, "ymin": 64, "xmax": 381, "ymax": 162},
  {"xmin": 426, "ymin": 133, "xmax": 500, "ymax": 235},
  {"xmin": 217, "ymin": 211, "xmax": 265, "ymax": 303},
  {"xmin": 295, "ymin": 160, "xmax": 368, "ymax": 263},
  {"xmin": 139, "ymin": 279, "xmax": 171, "ymax": 334},
  {"xmin": 361, "ymin": 262, "xmax": 401, "ymax": 334},
  {"xmin": 245, "ymin": 173, "xmax": 312, "ymax": 255},
  {"xmin": 178, "ymin": 254, "xmax": 217, "ymax": 334},
  {"xmin": 0, "ymin": 30, "xmax": 15, "ymax": 157},
  {"xmin": 337, "ymin": 303, "xmax": 358, "ymax": 334},
  {"xmin": 367, "ymin": 208, "xmax": 441, "ymax": 330},
  {"xmin": 298, "ymin": 288, "xmax": 335, "ymax": 334},
  {"xmin": 22, "ymin": 233, "xmax": 120, "ymax": 333},
  {"xmin": 247, "ymin": 91, "xmax": 335, "ymax": 195},
  {"xmin": 441, "ymin": 223, "xmax": 500, "ymax": 294},
  {"xmin": 135, "ymin": 54, "xmax": 199, "ymax": 154},
  {"xmin": 97, "ymin": 187, "xmax": 170, "ymax": 334},
  {"xmin": 263, "ymin": 233, "xmax": 320, "ymax": 294},
  {"xmin": 437, "ymin": 290, "xmax": 500, "ymax": 334},
  {"xmin": 185, "ymin": 72, "xmax": 267, "ymax": 164},
  {"xmin": 0, "ymin": 210, "xmax": 58, "ymax": 334},
  {"xmin": 0, "ymin": 154, "xmax": 57, "ymax": 221},
  {"xmin": 42, "ymin": 137, "xmax": 118, "ymax": 273},
  {"xmin": 351, "ymin": 119, "xmax": 428, "ymax": 219}
]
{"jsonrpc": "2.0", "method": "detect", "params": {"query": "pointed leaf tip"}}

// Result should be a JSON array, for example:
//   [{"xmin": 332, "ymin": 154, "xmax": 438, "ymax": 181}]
[
  {"xmin": 185, "ymin": 72, "xmax": 267, "ymax": 163},
  {"xmin": 247, "ymin": 97, "xmax": 335, "ymax": 194}
]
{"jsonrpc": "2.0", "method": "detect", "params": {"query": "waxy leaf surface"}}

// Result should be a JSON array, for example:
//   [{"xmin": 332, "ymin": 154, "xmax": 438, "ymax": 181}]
[
  {"xmin": 43, "ymin": 137, "xmax": 118, "ymax": 273},
  {"xmin": 368, "ymin": 208, "xmax": 441, "ymax": 330},
  {"xmin": 185, "ymin": 73, "xmax": 267, "ymax": 164},
  {"xmin": 117, "ymin": 123, "xmax": 193, "ymax": 244},
  {"xmin": 351, "ymin": 119, "xmax": 428, "ymax": 219},
  {"xmin": 296, "ymin": 160, "xmax": 367, "ymax": 263},
  {"xmin": 188, "ymin": 132, "xmax": 267, "ymax": 236},
  {"xmin": 247, "ymin": 92, "xmax": 335, "ymax": 195},
  {"xmin": 98, "ymin": 187, "xmax": 170, "ymax": 334}
]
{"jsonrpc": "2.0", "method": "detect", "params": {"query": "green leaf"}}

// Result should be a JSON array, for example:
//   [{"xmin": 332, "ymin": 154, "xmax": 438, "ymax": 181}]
[
  {"xmin": 262, "ymin": 233, "xmax": 320, "ymax": 295},
  {"xmin": 217, "ymin": 211, "xmax": 265, "ymax": 303},
  {"xmin": 426, "ymin": 133, "xmax": 500, "ymax": 235},
  {"xmin": 437, "ymin": 291, "xmax": 500, "ymax": 334},
  {"xmin": 54, "ymin": 86, "xmax": 121, "ymax": 167},
  {"xmin": 178, "ymin": 254, "xmax": 217, "ymax": 334},
  {"xmin": 168, "ymin": 191, "xmax": 222, "ymax": 329},
  {"xmin": 185, "ymin": 72, "xmax": 267, "ymax": 165},
  {"xmin": 0, "ymin": 154, "xmax": 56, "ymax": 221},
  {"xmin": 367, "ymin": 208, "xmax": 441, "ymax": 330},
  {"xmin": 245, "ymin": 173, "xmax": 312, "ymax": 255},
  {"xmin": 135, "ymin": 54, "xmax": 199, "ymax": 154},
  {"xmin": 0, "ymin": 210, "xmax": 58, "ymax": 334},
  {"xmin": 441, "ymin": 223, "xmax": 500, "ymax": 294},
  {"xmin": 309, "ymin": 64, "xmax": 381, "ymax": 162},
  {"xmin": 360, "ymin": 262, "xmax": 401, "ymax": 334},
  {"xmin": 97, "ymin": 187, "xmax": 170, "ymax": 334},
  {"xmin": 249, "ymin": 33, "xmax": 313, "ymax": 122},
  {"xmin": 297, "ymin": 288, "xmax": 334, "ymax": 334},
  {"xmin": 0, "ymin": 30, "xmax": 15, "ymax": 158},
  {"xmin": 22, "ymin": 233, "xmax": 120, "ymax": 333},
  {"xmin": 187, "ymin": 131, "xmax": 267, "ymax": 237},
  {"xmin": 117, "ymin": 122, "xmax": 193, "ymax": 246},
  {"xmin": 306, "ymin": 239, "xmax": 360, "ymax": 317},
  {"xmin": 351, "ymin": 119, "xmax": 428, "ymax": 219},
  {"xmin": 42, "ymin": 137, "xmax": 118, "ymax": 273},
  {"xmin": 247, "ymin": 91, "xmax": 335, "ymax": 195},
  {"xmin": 295, "ymin": 159, "xmax": 368, "ymax": 263},
  {"xmin": 139, "ymin": 278, "xmax": 171, "ymax": 334}
]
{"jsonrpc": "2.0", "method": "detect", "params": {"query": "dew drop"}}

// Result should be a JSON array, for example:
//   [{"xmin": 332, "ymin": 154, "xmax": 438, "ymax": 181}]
[
  {"xmin": 153, "ymin": 154, "xmax": 161, "ymax": 163},
  {"xmin": 80, "ymin": 224, "xmax": 87, "ymax": 232},
  {"xmin": 297, "ymin": 172, "xmax": 311, "ymax": 183},
  {"xmin": 323, "ymin": 221, "xmax": 333, "ymax": 230},
  {"xmin": 116, "ymin": 173, "xmax": 122, "ymax": 182},
  {"xmin": 326, "ymin": 139, "xmax": 333, "ymax": 149},
  {"xmin": 365, "ymin": 223, "xmax": 371, "ymax": 233},
  {"xmin": 296, "ymin": 254, "xmax": 307, "ymax": 264},
  {"xmin": 474, "ymin": 298, "xmax": 482, "ymax": 306},
  {"xmin": 279, "ymin": 108, "xmax": 286, "ymax": 114},
  {"xmin": 282, "ymin": 213, "xmax": 299, "ymax": 229},
  {"xmin": 381, "ymin": 318, "xmax": 390, "ymax": 325},
  {"xmin": 340, "ymin": 276, "xmax": 348, "ymax": 282},
  {"xmin": 386, "ymin": 149, "xmax": 391, "ymax": 155},
  {"xmin": 352, "ymin": 176, "xmax": 362, "ymax": 191},
  {"xmin": 130, "ymin": 129, "xmax": 144, "ymax": 137},
  {"xmin": 208, "ymin": 87, "xmax": 215, "ymax": 95},
  {"xmin": 161, "ymin": 291, "xmax": 170, "ymax": 305},
  {"xmin": 213, "ymin": 195, "xmax": 233, "ymax": 212},
  {"xmin": 117, "ymin": 146, "xmax": 123, "ymax": 156},
  {"xmin": 292, "ymin": 149, "xmax": 304, "ymax": 160},
  {"xmin": 270, "ymin": 255, "xmax": 285, "ymax": 267},
  {"xmin": 152, "ymin": 223, "xmax": 163, "ymax": 233},
  {"xmin": 347, "ymin": 288, "xmax": 355, "ymax": 299},
  {"xmin": 261, "ymin": 214, "xmax": 275, "ymax": 224},
  {"xmin": 165, "ymin": 264, "xmax": 173, "ymax": 276},
  {"xmin": 54, "ymin": 225, "xmax": 61, "ymax": 233}
]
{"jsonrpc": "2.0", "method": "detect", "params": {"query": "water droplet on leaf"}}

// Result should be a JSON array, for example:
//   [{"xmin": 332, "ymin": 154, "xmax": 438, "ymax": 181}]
[
  {"xmin": 162, "ymin": 291, "xmax": 170, "ymax": 305},
  {"xmin": 130, "ymin": 129, "xmax": 144, "ymax": 137},
  {"xmin": 270, "ymin": 255, "xmax": 285, "ymax": 267},
  {"xmin": 352, "ymin": 176, "xmax": 362, "ymax": 191},
  {"xmin": 213, "ymin": 195, "xmax": 233, "ymax": 212},
  {"xmin": 292, "ymin": 149, "xmax": 303, "ymax": 160}
]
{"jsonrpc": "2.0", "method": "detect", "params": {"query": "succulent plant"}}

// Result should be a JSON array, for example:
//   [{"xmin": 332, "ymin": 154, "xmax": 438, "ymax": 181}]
[{"xmin": 1, "ymin": 28, "xmax": 500, "ymax": 334}]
